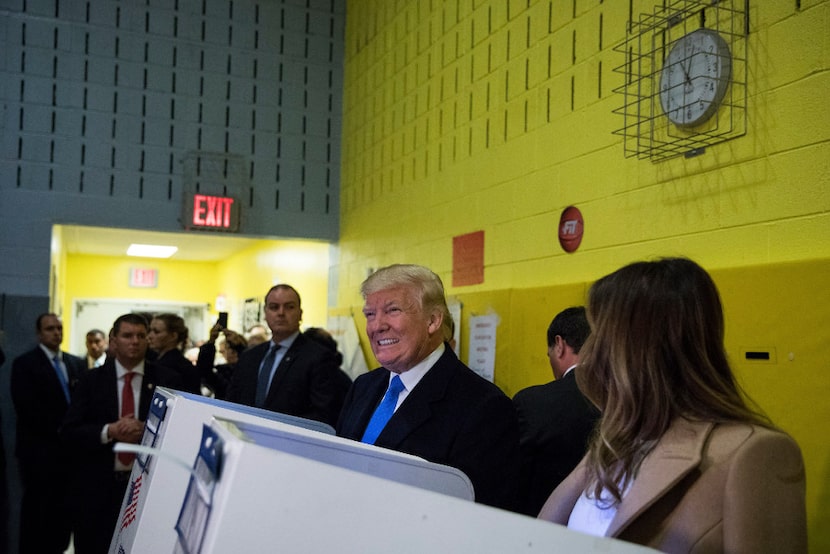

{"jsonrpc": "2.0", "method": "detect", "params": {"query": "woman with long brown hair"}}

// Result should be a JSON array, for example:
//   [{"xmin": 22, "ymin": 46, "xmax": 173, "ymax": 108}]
[{"xmin": 539, "ymin": 258, "xmax": 806, "ymax": 553}]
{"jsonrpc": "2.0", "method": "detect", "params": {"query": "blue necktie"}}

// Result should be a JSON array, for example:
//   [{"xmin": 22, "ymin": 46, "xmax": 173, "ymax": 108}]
[
  {"xmin": 255, "ymin": 344, "xmax": 280, "ymax": 407},
  {"xmin": 52, "ymin": 355, "xmax": 70, "ymax": 402},
  {"xmin": 361, "ymin": 375, "xmax": 405, "ymax": 444}
]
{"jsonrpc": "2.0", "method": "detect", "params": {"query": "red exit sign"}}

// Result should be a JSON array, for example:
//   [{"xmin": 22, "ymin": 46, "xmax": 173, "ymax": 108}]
[
  {"xmin": 183, "ymin": 193, "xmax": 240, "ymax": 231},
  {"xmin": 129, "ymin": 267, "xmax": 158, "ymax": 288}
]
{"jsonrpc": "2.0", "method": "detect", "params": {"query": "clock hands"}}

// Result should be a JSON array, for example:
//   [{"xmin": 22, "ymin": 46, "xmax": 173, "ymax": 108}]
[
  {"xmin": 659, "ymin": 28, "xmax": 732, "ymax": 129},
  {"xmin": 681, "ymin": 45, "xmax": 696, "ymax": 90}
]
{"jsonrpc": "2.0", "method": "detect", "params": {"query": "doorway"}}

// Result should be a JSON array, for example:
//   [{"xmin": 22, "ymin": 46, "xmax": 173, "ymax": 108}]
[{"xmin": 71, "ymin": 299, "xmax": 209, "ymax": 356}]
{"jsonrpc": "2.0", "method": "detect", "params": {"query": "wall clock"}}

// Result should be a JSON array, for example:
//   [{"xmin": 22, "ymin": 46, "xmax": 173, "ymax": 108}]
[
  {"xmin": 611, "ymin": 0, "xmax": 747, "ymax": 161},
  {"xmin": 659, "ymin": 29, "xmax": 732, "ymax": 128}
]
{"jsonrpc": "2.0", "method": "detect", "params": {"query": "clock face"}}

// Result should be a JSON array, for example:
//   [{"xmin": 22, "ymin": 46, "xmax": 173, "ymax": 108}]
[{"xmin": 659, "ymin": 29, "xmax": 732, "ymax": 128}]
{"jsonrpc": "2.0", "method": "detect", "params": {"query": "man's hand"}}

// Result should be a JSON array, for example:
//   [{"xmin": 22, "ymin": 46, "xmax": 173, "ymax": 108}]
[{"xmin": 107, "ymin": 415, "xmax": 145, "ymax": 444}]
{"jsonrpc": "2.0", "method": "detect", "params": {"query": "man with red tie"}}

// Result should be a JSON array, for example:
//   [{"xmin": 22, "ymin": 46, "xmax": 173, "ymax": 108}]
[{"xmin": 61, "ymin": 313, "xmax": 181, "ymax": 554}]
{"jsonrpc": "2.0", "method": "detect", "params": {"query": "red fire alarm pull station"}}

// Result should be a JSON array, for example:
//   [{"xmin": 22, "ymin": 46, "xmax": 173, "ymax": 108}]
[{"xmin": 558, "ymin": 206, "xmax": 584, "ymax": 253}]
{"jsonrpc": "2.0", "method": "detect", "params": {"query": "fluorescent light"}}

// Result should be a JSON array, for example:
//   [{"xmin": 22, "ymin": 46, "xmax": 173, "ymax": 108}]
[{"xmin": 127, "ymin": 243, "xmax": 178, "ymax": 258}]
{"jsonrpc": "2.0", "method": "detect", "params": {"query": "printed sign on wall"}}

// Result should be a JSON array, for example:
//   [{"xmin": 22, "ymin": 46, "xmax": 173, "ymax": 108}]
[{"xmin": 467, "ymin": 314, "xmax": 498, "ymax": 382}]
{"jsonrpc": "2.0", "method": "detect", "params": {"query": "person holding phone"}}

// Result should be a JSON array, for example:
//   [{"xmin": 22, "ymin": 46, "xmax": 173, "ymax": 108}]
[
  {"xmin": 217, "ymin": 311, "xmax": 228, "ymax": 329},
  {"xmin": 196, "ymin": 315, "xmax": 247, "ymax": 399}
]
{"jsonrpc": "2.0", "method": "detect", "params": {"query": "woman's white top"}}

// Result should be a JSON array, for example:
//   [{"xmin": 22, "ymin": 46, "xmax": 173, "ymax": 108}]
[{"xmin": 567, "ymin": 480, "xmax": 632, "ymax": 536}]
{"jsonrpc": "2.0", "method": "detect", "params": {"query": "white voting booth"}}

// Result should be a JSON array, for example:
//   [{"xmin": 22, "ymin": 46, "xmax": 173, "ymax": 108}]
[
  {"xmin": 175, "ymin": 418, "xmax": 658, "ymax": 554},
  {"xmin": 109, "ymin": 388, "xmax": 474, "ymax": 553}
]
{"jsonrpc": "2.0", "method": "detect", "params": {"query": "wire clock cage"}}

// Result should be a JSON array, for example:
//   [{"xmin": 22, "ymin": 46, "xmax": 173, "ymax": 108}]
[{"xmin": 612, "ymin": 0, "xmax": 748, "ymax": 162}]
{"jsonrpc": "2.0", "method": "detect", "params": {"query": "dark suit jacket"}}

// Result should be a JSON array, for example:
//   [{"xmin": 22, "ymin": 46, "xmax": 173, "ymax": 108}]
[
  {"xmin": 512, "ymin": 369, "xmax": 600, "ymax": 515},
  {"xmin": 226, "ymin": 333, "xmax": 343, "ymax": 426},
  {"xmin": 195, "ymin": 342, "xmax": 235, "ymax": 400},
  {"xmin": 539, "ymin": 419, "xmax": 807, "ymax": 553},
  {"xmin": 155, "ymin": 348, "xmax": 201, "ymax": 394},
  {"xmin": 60, "ymin": 359, "xmax": 181, "ymax": 524},
  {"xmin": 337, "ymin": 346, "xmax": 521, "ymax": 511},
  {"xmin": 10, "ymin": 346, "xmax": 86, "ymax": 466}
]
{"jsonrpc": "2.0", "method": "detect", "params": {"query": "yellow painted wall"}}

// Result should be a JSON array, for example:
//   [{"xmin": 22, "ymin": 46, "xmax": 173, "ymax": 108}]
[
  {"xmin": 60, "ymin": 253, "xmax": 221, "ymax": 342},
  {"xmin": 337, "ymin": 1, "xmax": 830, "ymax": 550},
  {"xmin": 58, "ymin": 239, "xmax": 331, "ymax": 349},
  {"xmin": 214, "ymin": 239, "xmax": 332, "ymax": 330}
]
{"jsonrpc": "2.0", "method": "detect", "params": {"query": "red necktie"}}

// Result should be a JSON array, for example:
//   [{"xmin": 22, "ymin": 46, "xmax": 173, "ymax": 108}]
[{"xmin": 118, "ymin": 372, "xmax": 135, "ymax": 465}]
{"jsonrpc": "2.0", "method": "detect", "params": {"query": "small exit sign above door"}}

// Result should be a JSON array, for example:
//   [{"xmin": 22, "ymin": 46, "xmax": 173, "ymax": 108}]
[{"xmin": 129, "ymin": 267, "xmax": 158, "ymax": 288}]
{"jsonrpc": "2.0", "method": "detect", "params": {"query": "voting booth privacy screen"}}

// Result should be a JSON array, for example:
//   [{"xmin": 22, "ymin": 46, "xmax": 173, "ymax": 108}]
[
  {"xmin": 109, "ymin": 389, "xmax": 473, "ymax": 554},
  {"xmin": 108, "ymin": 389, "xmax": 335, "ymax": 553},
  {"xmin": 109, "ymin": 388, "xmax": 658, "ymax": 554},
  {"xmin": 172, "ymin": 418, "xmax": 659, "ymax": 553}
]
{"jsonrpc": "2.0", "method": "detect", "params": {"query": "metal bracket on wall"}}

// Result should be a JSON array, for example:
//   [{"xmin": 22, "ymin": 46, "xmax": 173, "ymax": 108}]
[{"xmin": 611, "ymin": 0, "xmax": 748, "ymax": 162}]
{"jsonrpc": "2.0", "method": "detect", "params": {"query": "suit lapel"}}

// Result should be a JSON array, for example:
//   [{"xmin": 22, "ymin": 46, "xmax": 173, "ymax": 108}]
[
  {"xmin": 139, "ymin": 362, "xmax": 159, "ymax": 419},
  {"xmin": 266, "ymin": 335, "xmax": 304, "ymax": 403},
  {"xmin": 37, "ymin": 348, "xmax": 66, "ymax": 401},
  {"xmin": 102, "ymin": 363, "xmax": 120, "ymax": 420},
  {"xmin": 606, "ymin": 419, "xmax": 713, "ymax": 538},
  {"xmin": 539, "ymin": 459, "xmax": 591, "ymax": 524},
  {"xmin": 235, "ymin": 342, "xmax": 270, "ymax": 404},
  {"xmin": 376, "ymin": 350, "xmax": 455, "ymax": 447},
  {"xmin": 347, "ymin": 370, "xmax": 390, "ymax": 438},
  {"xmin": 63, "ymin": 352, "xmax": 84, "ymax": 389}
]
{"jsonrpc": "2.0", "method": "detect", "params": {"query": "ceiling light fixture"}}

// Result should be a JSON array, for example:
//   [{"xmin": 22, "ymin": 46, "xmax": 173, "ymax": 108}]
[{"xmin": 126, "ymin": 243, "xmax": 178, "ymax": 258}]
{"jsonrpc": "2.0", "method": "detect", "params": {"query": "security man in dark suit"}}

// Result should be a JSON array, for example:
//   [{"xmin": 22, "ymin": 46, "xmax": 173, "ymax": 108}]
[
  {"xmin": 511, "ymin": 306, "xmax": 600, "ymax": 516},
  {"xmin": 226, "ymin": 284, "xmax": 343, "ymax": 427},
  {"xmin": 61, "ymin": 313, "xmax": 181, "ymax": 554},
  {"xmin": 10, "ymin": 313, "xmax": 86, "ymax": 553},
  {"xmin": 337, "ymin": 264, "xmax": 521, "ymax": 511}
]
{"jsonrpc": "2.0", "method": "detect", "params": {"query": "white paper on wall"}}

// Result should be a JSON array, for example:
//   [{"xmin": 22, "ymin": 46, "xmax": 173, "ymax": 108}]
[
  {"xmin": 467, "ymin": 314, "xmax": 499, "ymax": 382},
  {"xmin": 328, "ymin": 314, "xmax": 370, "ymax": 379}
]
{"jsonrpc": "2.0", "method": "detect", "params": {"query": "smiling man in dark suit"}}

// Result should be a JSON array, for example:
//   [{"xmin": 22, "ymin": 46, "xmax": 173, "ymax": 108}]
[
  {"xmin": 11, "ymin": 313, "xmax": 86, "ymax": 553},
  {"xmin": 336, "ymin": 264, "xmax": 520, "ymax": 511},
  {"xmin": 226, "ymin": 284, "xmax": 343, "ymax": 426},
  {"xmin": 61, "ymin": 313, "xmax": 181, "ymax": 554}
]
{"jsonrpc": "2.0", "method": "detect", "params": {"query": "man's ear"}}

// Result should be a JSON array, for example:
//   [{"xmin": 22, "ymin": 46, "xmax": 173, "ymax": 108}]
[
  {"xmin": 427, "ymin": 310, "xmax": 444, "ymax": 335},
  {"xmin": 554, "ymin": 335, "xmax": 567, "ymax": 359}
]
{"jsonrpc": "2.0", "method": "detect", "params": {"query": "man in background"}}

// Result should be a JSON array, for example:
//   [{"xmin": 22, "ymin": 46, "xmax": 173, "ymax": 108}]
[
  {"xmin": 84, "ymin": 328, "xmax": 108, "ymax": 369},
  {"xmin": 10, "ymin": 313, "xmax": 86, "ymax": 553},
  {"xmin": 61, "ymin": 313, "xmax": 181, "ymax": 553},
  {"xmin": 512, "ymin": 306, "xmax": 600, "ymax": 516},
  {"xmin": 244, "ymin": 323, "xmax": 270, "ymax": 348},
  {"xmin": 337, "ymin": 264, "xmax": 520, "ymax": 511},
  {"xmin": 227, "ymin": 285, "xmax": 343, "ymax": 426}
]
